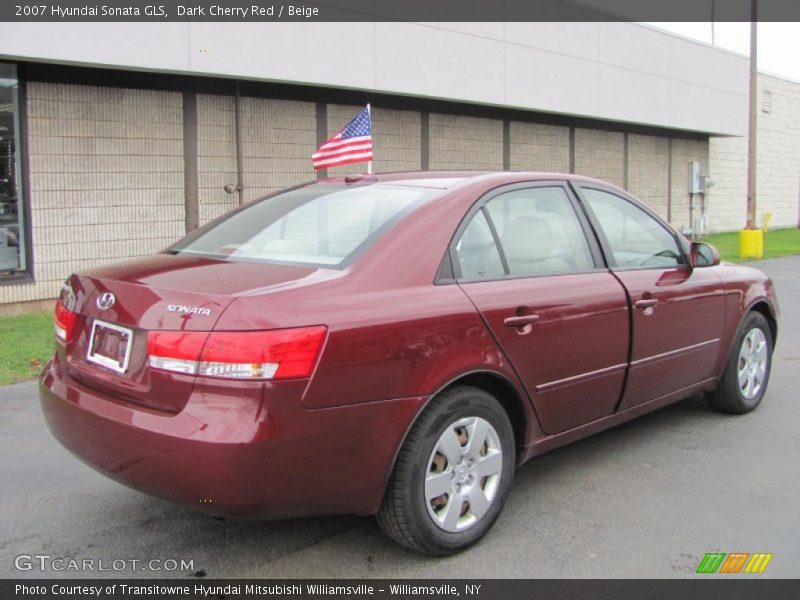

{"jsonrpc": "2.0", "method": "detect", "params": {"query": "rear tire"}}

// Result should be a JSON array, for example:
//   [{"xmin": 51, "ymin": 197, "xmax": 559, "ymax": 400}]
[
  {"xmin": 708, "ymin": 311, "xmax": 773, "ymax": 414},
  {"xmin": 377, "ymin": 386, "xmax": 515, "ymax": 556}
]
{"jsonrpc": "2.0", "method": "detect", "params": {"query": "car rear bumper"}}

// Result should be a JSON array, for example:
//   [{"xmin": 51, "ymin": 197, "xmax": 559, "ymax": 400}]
[{"xmin": 39, "ymin": 357, "xmax": 426, "ymax": 518}]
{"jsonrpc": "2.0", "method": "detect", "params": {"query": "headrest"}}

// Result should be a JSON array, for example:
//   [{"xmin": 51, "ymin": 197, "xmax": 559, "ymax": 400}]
[{"xmin": 502, "ymin": 216, "xmax": 553, "ymax": 264}]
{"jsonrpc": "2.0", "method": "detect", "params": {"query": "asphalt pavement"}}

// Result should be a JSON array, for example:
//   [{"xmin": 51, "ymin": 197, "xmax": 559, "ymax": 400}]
[{"xmin": 1, "ymin": 257, "xmax": 798, "ymax": 579}]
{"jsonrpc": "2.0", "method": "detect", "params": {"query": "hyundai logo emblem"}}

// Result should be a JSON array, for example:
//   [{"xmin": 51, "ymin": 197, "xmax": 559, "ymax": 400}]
[{"xmin": 96, "ymin": 292, "xmax": 116, "ymax": 310}]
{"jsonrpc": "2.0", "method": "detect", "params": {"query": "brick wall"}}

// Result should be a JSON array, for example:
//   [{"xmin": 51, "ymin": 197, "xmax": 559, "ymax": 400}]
[
  {"xmin": 241, "ymin": 97, "xmax": 316, "ymax": 202},
  {"xmin": 429, "ymin": 114, "xmax": 503, "ymax": 170},
  {"xmin": 574, "ymin": 129, "xmax": 625, "ymax": 188},
  {"xmin": 197, "ymin": 94, "xmax": 237, "ymax": 225},
  {"xmin": 708, "ymin": 136, "xmax": 747, "ymax": 231},
  {"xmin": 3, "ymin": 83, "xmax": 741, "ymax": 309},
  {"xmin": 710, "ymin": 73, "xmax": 800, "ymax": 232},
  {"xmin": 627, "ymin": 134, "xmax": 670, "ymax": 220},
  {"xmin": 509, "ymin": 122, "xmax": 570, "ymax": 172},
  {"xmin": 0, "ymin": 82, "xmax": 183, "ymax": 306},
  {"xmin": 371, "ymin": 107, "xmax": 422, "ymax": 173},
  {"xmin": 757, "ymin": 75, "xmax": 800, "ymax": 229},
  {"xmin": 197, "ymin": 95, "xmax": 317, "ymax": 224}
]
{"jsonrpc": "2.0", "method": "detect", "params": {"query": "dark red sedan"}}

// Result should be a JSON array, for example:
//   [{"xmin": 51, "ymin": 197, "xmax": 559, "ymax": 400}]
[{"xmin": 41, "ymin": 171, "xmax": 778, "ymax": 555}]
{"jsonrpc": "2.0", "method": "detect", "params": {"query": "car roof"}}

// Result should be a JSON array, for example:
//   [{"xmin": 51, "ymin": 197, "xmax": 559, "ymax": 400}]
[{"xmin": 321, "ymin": 170, "xmax": 621, "ymax": 191}]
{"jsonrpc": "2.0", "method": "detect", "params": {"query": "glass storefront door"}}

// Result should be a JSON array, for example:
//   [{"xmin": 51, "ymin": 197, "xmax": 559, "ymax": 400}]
[{"xmin": 0, "ymin": 63, "xmax": 26, "ymax": 278}]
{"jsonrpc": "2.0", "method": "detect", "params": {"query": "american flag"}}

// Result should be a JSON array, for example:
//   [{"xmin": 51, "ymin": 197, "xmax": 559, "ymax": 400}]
[{"xmin": 312, "ymin": 106, "xmax": 373, "ymax": 170}]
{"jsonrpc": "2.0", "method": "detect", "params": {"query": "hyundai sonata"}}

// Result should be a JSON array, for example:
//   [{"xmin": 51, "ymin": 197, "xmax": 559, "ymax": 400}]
[{"xmin": 40, "ymin": 171, "xmax": 778, "ymax": 555}]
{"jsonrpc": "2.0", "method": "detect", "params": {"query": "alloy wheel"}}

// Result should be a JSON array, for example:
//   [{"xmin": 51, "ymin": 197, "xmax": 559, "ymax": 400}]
[
  {"xmin": 737, "ymin": 327, "xmax": 768, "ymax": 400},
  {"xmin": 424, "ymin": 416, "xmax": 503, "ymax": 532}
]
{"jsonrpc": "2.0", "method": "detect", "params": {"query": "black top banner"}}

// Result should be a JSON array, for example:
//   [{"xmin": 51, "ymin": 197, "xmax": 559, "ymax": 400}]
[{"xmin": 3, "ymin": 0, "xmax": 799, "ymax": 22}]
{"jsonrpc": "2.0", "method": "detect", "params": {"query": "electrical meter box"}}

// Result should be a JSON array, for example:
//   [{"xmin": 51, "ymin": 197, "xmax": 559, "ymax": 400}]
[{"xmin": 688, "ymin": 161, "xmax": 703, "ymax": 194}]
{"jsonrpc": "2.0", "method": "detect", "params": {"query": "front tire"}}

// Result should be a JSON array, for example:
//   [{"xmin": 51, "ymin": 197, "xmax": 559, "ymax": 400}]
[
  {"xmin": 377, "ymin": 386, "xmax": 515, "ymax": 556},
  {"xmin": 708, "ymin": 311, "xmax": 773, "ymax": 414}
]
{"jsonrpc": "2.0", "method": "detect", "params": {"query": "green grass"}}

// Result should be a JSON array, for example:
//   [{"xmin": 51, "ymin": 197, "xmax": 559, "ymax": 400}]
[
  {"xmin": 700, "ymin": 227, "xmax": 800, "ymax": 263},
  {"xmin": 0, "ymin": 311, "xmax": 54, "ymax": 386}
]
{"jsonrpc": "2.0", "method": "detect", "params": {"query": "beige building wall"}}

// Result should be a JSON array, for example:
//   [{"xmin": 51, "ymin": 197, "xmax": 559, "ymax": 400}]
[
  {"xmin": 710, "ymin": 73, "xmax": 800, "ymax": 232},
  {"xmin": 2, "ymin": 84, "xmax": 742, "ymax": 311},
  {"xmin": 196, "ymin": 94, "xmax": 237, "ymax": 225},
  {"xmin": 1, "ymin": 82, "xmax": 183, "ymax": 307},
  {"xmin": 370, "ymin": 107, "xmax": 422, "ymax": 173},
  {"xmin": 574, "ymin": 129, "xmax": 625, "ymax": 188},
  {"xmin": 627, "ymin": 134, "xmax": 670, "ymax": 220},
  {"xmin": 429, "ymin": 114, "xmax": 503, "ymax": 170},
  {"xmin": 240, "ymin": 97, "xmax": 316, "ymax": 202},
  {"xmin": 197, "ymin": 95, "xmax": 317, "ymax": 224},
  {"xmin": 509, "ymin": 122, "xmax": 570, "ymax": 172},
  {"xmin": 707, "ymin": 135, "xmax": 747, "ymax": 232}
]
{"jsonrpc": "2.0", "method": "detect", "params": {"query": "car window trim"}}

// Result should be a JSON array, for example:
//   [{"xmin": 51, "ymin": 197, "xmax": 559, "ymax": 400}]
[
  {"xmin": 481, "ymin": 206, "xmax": 511, "ymax": 275},
  {"xmin": 437, "ymin": 180, "xmax": 608, "ymax": 285},
  {"xmin": 561, "ymin": 183, "xmax": 607, "ymax": 268},
  {"xmin": 569, "ymin": 182, "xmax": 691, "ymax": 271},
  {"xmin": 456, "ymin": 266, "xmax": 614, "ymax": 285}
]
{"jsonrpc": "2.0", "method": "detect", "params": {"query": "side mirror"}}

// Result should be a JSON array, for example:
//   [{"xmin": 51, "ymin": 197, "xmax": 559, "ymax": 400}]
[{"xmin": 689, "ymin": 242, "xmax": 720, "ymax": 268}]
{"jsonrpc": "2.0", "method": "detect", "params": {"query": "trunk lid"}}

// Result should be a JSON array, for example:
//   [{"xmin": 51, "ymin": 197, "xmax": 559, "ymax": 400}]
[{"xmin": 61, "ymin": 254, "xmax": 321, "ymax": 413}]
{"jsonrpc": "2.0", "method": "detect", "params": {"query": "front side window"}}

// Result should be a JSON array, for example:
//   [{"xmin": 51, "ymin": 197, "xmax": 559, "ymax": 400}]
[
  {"xmin": 580, "ymin": 188, "xmax": 682, "ymax": 269},
  {"xmin": 0, "ymin": 63, "xmax": 27, "ymax": 279},
  {"xmin": 168, "ymin": 183, "xmax": 434, "ymax": 267}
]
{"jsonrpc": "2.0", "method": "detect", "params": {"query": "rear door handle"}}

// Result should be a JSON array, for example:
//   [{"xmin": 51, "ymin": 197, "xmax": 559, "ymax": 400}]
[
  {"xmin": 503, "ymin": 314, "xmax": 540, "ymax": 328},
  {"xmin": 634, "ymin": 298, "xmax": 658, "ymax": 309}
]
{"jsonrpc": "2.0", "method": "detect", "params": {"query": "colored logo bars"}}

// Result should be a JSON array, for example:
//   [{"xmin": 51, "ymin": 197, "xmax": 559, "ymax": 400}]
[{"xmin": 696, "ymin": 552, "xmax": 773, "ymax": 574}]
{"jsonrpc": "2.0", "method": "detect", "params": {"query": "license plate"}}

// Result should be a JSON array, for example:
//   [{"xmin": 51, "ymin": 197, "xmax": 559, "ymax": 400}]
[{"xmin": 86, "ymin": 319, "xmax": 133, "ymax": 374}]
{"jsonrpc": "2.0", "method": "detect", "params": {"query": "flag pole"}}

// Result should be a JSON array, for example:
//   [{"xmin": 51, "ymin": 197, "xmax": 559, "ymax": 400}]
[{"xmin": 366, "ymin": 103, "xmax": 373, "ymax": 175}]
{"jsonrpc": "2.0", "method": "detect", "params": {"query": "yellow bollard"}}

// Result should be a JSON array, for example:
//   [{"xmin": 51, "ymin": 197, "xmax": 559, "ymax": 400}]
[
  {"xmin": 763, "ymin": 211, "xmax": 772, "ymax": 233},
  {"xmin": 739, "ymin": 229, "xmax": 764, "ymax": 259}
]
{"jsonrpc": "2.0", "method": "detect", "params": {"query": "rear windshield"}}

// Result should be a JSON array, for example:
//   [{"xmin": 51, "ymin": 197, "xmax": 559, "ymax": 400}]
[{"xmin": 167, "ymin": 183, "xmax": 436, "ymax": 268}]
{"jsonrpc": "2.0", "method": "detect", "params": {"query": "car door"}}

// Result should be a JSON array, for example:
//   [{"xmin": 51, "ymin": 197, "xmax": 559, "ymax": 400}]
[
  {"xmin": 452, "ymin": 183, "xmax": 630, "ymax": 435},
  {"xmin": 573, "ymin": 184, "xmax": 726, "ymax": 411}
]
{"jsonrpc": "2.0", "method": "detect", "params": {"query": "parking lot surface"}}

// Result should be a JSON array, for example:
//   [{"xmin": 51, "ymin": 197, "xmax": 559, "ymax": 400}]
[{"xmin": 1, "ymin": 257, "xmax": 798, "ymax": 578}]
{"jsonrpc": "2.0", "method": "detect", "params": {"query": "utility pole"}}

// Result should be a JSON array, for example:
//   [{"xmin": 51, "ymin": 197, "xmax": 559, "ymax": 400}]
[
  {"xmin": 711, "ymin": 0, "xmax": 716, "ymax": 45},
  {"xmin": 746, "ymin": 0, "xmax": 758, "ymax": 229}
]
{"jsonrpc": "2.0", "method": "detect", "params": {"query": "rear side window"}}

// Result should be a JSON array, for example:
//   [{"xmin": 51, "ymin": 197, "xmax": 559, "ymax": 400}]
[
  {"xmin": 580, "ymin": 188, "xmax": 683, "ymax": 268},
  {"xmin": 455, "ymin": 210, "xmax": 505, "ymax": 280},
  {"xmin": 168, "ymin": 184, "xmax": 434, "ymax": 268},
  {"xmin": 454, "ymin": 186, "xmax": 594, "ymax": 280},
  {"xmin": 484, "ymin": 187, "xmax": 594, "ymax": 276}
]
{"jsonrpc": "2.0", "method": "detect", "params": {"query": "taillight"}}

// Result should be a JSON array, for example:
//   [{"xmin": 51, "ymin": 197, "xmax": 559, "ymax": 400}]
[
  {"xmin": 147, "ymin": 331, "xmax": 208, "ymax": 375},
  {"xmin": 54, "ymin": 300, "xmax": 77, "ymax": 344},
  {"xmin": 147, "ymin": 326, "xmax": 327, "ymax": 380}
]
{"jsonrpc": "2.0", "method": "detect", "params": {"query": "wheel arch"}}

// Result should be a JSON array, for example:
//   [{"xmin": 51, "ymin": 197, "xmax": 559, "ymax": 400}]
[
  {"xmin": 707, "ymin": 298, "xmax": 776, "ymax": 415},
  {"xmin": 442, "ymin": 371, "xmax": 529, "ymax": 460},
  {"xmin": 380, "ymin": 369, "xmax": 531, "ymax": 507},
  {"xmin": 747, "ymin": 300, "xmax": 778, "ymax": 345}
]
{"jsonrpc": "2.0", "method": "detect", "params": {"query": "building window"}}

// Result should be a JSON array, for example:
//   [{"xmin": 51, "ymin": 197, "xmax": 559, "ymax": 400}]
[{"xmin": 0, "ymin": 63, "xmax": 27, "ymax": 279}]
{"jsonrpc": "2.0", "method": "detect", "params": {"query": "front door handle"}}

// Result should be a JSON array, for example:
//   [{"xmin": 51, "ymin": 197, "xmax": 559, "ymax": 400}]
[
  {"xmin": 503, "ymin": 314, "xmax": 540, "ymax": 328},
  {"xmin": 634, "ymin": 298, "xmax": 659, "ymax": 310}
]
